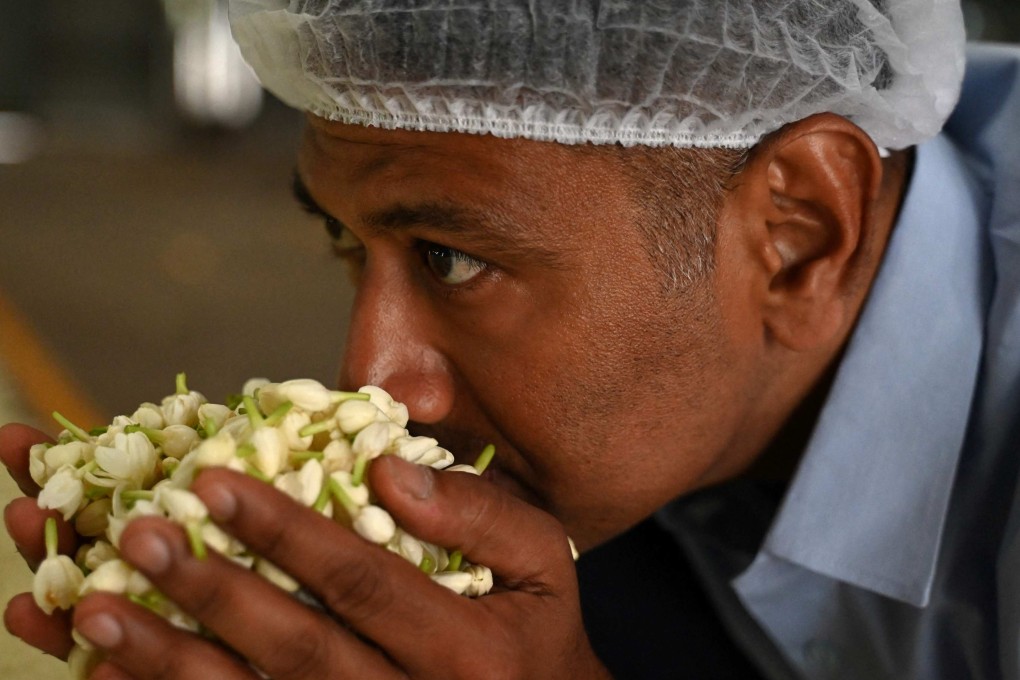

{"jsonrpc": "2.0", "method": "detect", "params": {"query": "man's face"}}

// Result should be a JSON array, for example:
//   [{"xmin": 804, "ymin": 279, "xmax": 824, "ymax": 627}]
[{"xmin": 297, "ymin": 119, "xmax": 763, "ymax": 549}]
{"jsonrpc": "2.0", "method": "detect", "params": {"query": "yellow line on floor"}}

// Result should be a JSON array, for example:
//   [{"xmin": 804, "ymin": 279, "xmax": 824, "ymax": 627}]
[{"xmin": 0, "ymin": 291, "xmax": 106, "ymax": 431}]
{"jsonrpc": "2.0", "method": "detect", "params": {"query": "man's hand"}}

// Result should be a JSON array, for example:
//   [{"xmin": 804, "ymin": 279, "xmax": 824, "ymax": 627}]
[
  {"xmin": 3, "ymin": 421, "xmax": 609, "ymax": 679},
  {"xmin": 2, "ymin": 423, "xmax": 78, "ymax": 659}
]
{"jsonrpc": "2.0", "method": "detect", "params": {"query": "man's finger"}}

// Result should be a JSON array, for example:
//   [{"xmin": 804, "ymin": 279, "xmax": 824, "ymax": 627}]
[
  {"xmin": 190, "ymin": 468, "xmax": 474, "ymax": 665},
  {"xmin": 4, "ymin": 592, "xmax": 75, "ymax": 659},
  {"xmin": 369, "ymin": 455, "xmax": 576, "ymax": 588},
  {"xmin": 4, "ymin": 497, "xmax": 78, "ymax": 568},
  {"xmin": 0, "ymin": 423, "xmax": 52, "ymax": 496},
  {"xmin": 116, "ymin": 516, "xmax": 404, "ymax": 680},
  {"xmin": 73, "ymin": 593, "xmax": 259, "ymax": 680}
]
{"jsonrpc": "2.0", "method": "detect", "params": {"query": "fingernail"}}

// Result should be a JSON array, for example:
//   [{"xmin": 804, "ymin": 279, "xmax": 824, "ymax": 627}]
[
  {"xmin": 392, "ymin": 459, "xmax": 434, "ymax": 500},
  {"xmin": 76, "ymin": 612, "xmax": 123, "ymax": 649},
  {"xmin": 121, "ymin": 531, "xmax": 171, "ymax": 575},
  {"xmin": 200, "ymin": 483, "xmax": 237, "ymax": 522}
]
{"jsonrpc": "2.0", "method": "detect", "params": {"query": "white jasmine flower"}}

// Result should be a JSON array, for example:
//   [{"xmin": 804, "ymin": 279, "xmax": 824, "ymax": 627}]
[
  {"xmin": 44, "ymin": 442, "xmax": 93, "ymax": 477},
  {"xmin": 259, "ymin": 378, "xmax": 334, "ymax": 414},
  {"xmin": 335, "ymin": 399, "xmax": 385, "ymax": 435},
  {"xmin": 251, "ymin": 426, "xmax": 289, "ymax": 478},
  {"xmin": 352, "ymin": 422, "xmax": 394, "ymax": 460},
  {"xmin": 38, "ymin": 466, "xmax": 85, "ymax": 521},
  {"xmin": 29, "ymin": 442, "xmax": 50, "ymax": 486},
  {"xmin": 157, "ymin": 487, "xmax": 208, "ymax": 524},
  {"xmin": 160, "ymin": 390, "xmax": 205, "ymax": 427},
  {"xmin": 274, "ymin": 459, "xmax": 324, "ymax": 507},
  {"xmin": 391, "ymin": 436, "xmax": 439, "ymax": 464},
  {"xmin": 430, "ymin": 570, "xmax": 473, "ymax": 595},
  {"xmin": 279, "ymin": 409, "xmax": 313, "ymax": 451},
  {"xmin": 131, "ymin": 403, "xmax": 165, "ymax": 430},
  {"xmin": 197, "ymin": 403, "xmax": 233, "ymax": 430},
  {"xmin": 330, "ymin": 470, "xmax": 370, "ymax": 507},
  {"xmin": 321, "ymin": 438, "xmax": 354, "ymax": 473},
  {"xmin": 220, "ymin": 414, "xmax": 253, "ymax": 442},
  {"xmin": 353, "ymin": 505, "xmax": 396, "ymax": 545},
  {"xmin": 161, "ymin": 424, "xmax": 200, "ymax": 458},
  {"xmin": 95, "ymin": 431, "xmax": 158, "ymax": 487},
  {"xmin": 445, "ymin": 464, "xmax": 480, "ymax": 475},
  {"xmin": 68, "ymin": 644, "xmax": 102, "ymax": 680},
  {"xmin": 191, "ymin": 430, "xmax": 237, "ymax": 468},
  {"xmin": 242, "ymin": 377, "xmax": 270, "ymax": 397},
  {"xmin": 359, "ymin": 385, "xmax": 410, "ymax": 428},
  {"xmin": 389, "ymin": 530, "xmax": 424, "ymax": 566},
  {"xmin": 33, "ymin": 518, "xmax": 85, "ymax": 614},
  {"xmin": 79, "ymin": 559, "xmax": 133, "ymax": 596},
  {"xmin": 462, "ymin": 564, "xmax": 494, "ymax": 597},
  {"xmin": 417, "ymin": 446, "xmax": 455, "ymax": 470},
  {"xmin": 82, "ymin": 541, "xmax": 119, "ymax": 572}
]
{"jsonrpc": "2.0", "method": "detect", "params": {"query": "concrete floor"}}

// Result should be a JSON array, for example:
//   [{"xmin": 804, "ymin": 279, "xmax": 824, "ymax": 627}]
[{"xmin": 0, "ymin": 110, "xmax": 355, "ymax": 677}]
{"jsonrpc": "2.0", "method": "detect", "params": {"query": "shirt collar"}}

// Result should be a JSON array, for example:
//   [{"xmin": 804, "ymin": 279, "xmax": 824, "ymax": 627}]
[{"xmin": 753, "ymin": 133, "xmax": 991, "ymax": 607}]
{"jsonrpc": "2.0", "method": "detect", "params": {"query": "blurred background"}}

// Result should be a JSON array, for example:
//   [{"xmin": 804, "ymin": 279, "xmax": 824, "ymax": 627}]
[{"xmin": 0, "ymin": 1, "xmax": 1017, "ymax": 677}]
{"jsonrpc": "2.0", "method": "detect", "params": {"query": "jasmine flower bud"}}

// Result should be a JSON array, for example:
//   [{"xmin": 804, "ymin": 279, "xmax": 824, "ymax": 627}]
[
  {"xmin": 353, "ymin": 505, "xmax": 396, "ymax": 545},
  {"xmin": 335, "ymin": 399, "xmax": 385, "ymax": 435},
  {"xmin": 79, "ymin": 558, "xmax": 133, "ymax": 596},
  {"xmin": 242, "ymin": 377, "xmax": 270, "ymax": 397},
  {"xmin": 274, "ymin": 459, "xmax": 324, "ymax": 507},
  {"xmin": 82, "ymin": 541, "xmax": 118, "ymax": 572},
  {"xmin": 74, "ymin": 498, "xmax": 112, "ymax": 537},
  {"xmin": 259, "ymin": 378, "xmax": 334, "ymax": 414},
  {"xmin": 279, "ymin": 409, "xmax": 313, "ymax": 451},
  {"xmin": 358, "ymin": 385, "xmax": 409, "ymax": 428},
  {"xmin": 445, "ymin": 464, "xmax": 480, "ymax": 475},
  {"xmin": 158, "ymin": 424, "xmax": 199, "ymax": 458},
  {"xmin": 391, "ymin": 435, "xmax": 439, "ymax": 464},
  {"xmin": 131, "ymin": 403, "xmax": 165, "ymax": 430},
  {"xmin": 28, "ymin": 442, "xmax": 50, "ymax": 486},
  {"xmin": 321, "ymin": 438, "xmax": 354, "ymax": 473},
  {"xmin": 160, "ymin": 390, "xmax": 205, "ymax": 427},
  {"xmin": 416, "ymin": 446, "xmax": 455, "ymax": 470},
  {"xmin": 157, "ymin": 487, "xmax": 208, "ymax": 524},
  {"xmin": 197, "ymin": 403, "xmax": 233, "ymax": 431},
  {"xmin": 352, "ymin": 422, "xmax": 393, "ymax": 460},
  {"xmin": 251, "ymin": 426, "xmax": 289, "ymax": 479},
  {"xmin": 430, "ymin": 570, "xmax": 473, "ymax": 595}
]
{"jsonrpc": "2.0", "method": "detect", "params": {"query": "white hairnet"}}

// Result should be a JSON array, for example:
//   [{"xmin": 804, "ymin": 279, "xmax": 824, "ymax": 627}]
[{"xmin": 228, "ymin": 0, "xmax": 965, "ymax": 149}]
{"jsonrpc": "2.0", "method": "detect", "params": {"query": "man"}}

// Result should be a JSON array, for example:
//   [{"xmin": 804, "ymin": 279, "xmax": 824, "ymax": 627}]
[{"xmin": 4, "ymin": 1, "xmax": 1019, "ymax": 678}]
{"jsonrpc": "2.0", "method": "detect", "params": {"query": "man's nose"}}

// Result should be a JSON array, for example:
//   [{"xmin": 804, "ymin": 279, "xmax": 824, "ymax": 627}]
[{"xmin": 339, "ymin": 273, "xmax": 455, "ymax": 425}]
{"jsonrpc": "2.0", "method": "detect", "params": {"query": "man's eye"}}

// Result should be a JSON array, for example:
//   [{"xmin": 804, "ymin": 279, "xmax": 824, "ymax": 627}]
[{"xmin": 423, "ymin": 243, "xmax": 487, "ymax": 285}]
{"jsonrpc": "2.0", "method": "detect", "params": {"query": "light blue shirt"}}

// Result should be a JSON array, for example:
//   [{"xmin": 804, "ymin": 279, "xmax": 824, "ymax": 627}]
[{"xmin": 657, "ymin": 44, "xmax": 1020, "ymax": 680}]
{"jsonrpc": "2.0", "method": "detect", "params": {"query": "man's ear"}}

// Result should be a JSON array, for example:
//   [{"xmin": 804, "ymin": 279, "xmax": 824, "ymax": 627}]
[{"xmin": 723, "ymin": 113, "xmax": 884, "ymax": 352}]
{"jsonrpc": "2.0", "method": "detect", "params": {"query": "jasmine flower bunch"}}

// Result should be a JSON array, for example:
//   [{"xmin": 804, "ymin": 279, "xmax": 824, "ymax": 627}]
[{"xmin": 29, "ymin": 375, "xmax": 496, "ymax": 678}]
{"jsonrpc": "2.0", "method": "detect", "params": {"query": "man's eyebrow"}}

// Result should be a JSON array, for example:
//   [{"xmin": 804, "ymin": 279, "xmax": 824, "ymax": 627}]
[
  {"xmin": 363, "ymin": 202, "xmax": 567, "ymax": 268},
  {"xmin": 291, "ymin": 171, "xmax": 344, "ymax": 239}
]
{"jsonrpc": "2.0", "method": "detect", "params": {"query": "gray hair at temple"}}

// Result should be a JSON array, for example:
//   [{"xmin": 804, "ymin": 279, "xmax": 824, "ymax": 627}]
[{"xmin": 228, "ymin": 0, "xmax": 966, "ymax": 150}]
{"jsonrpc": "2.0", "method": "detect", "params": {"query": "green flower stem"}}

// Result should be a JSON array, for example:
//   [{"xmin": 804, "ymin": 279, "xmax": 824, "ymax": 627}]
[
  {"xmin": 263, "ymin": 401, "xmax": 294, "ymax": 428},
  {"xmin": 202, "ymin": 417, "xmax": 218, "ymax": 438},
  {"xmin": 419, "ymin": 553, "xmax": 436, "ymax": 574},
  {"xmin": 291, "ymin": 450, "xmax": 325, "ymax": 462},
  {"xmin": 244, "ymin": 462, "xmax": 271, "ymax": 483},
  {"xmin": 328, "ymin": 478, "xmax": 360, "ymax": 518},
  {"xmin": 129, "ymin": 591, "xmax": 167, "ymax": 612},
  {"xmin": 236, "ymin": 443, "xmax": 256, "ymax": 459},
  {"xmin": 242, "ymin": 396, "xmax": 265, "ymax": 429},
  {"xmin": 186, "ymin": 521, "xmax": 207, "ymax": 560},
  {"xmin": 447, "ymin": 550, "xmax": 464, "ymax": 572},
  {"xmin": 313, "ymin": 479, "xmax": 333, "ymax": 513},
  {"xmin": 124, "ymin": 425, "xmax": 166, "ymax": 445},
  {"xmin": 473, "ymin": 444, "xmax": 496, "ymax": 474},
  {"xmin": 176, "ymin": 372, "xmax": 189, "ymax": 395},
  {"xmin": 297, "ymin": 420, "xmax": 334, "ymax": 438},
  {"xmin": 88, "ymin": 426, "xmax": 109, "ymax": 436},
  {"xmin": 330, "ymin": 391, "xmax": 371, "ymax": 404},
  {"xmin": 351, "ymin": 453, "xmax": 369, "ymax": 487},
  {"xmin": 121, "ymin": 490, "xmax": 155, "ymax": 502},
  {"xmin": 44, "ymin": 517, "xmax": 58, "ymax": 559},
  {"xmin": 52, "ymin": 411, "xmax": 90, "ymax": 443}
]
